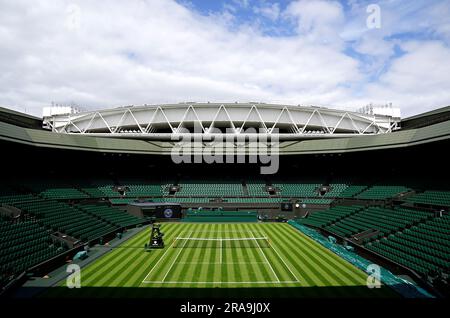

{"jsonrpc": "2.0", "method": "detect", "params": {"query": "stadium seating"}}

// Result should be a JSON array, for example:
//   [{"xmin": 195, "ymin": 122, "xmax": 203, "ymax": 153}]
[
  {"xmin": 76, "ymin": 204, "xmax": 145, "ymax": 228},
  {"xmin": 324, "ymin": 206, "xmax": 433, "ymax": 238},
  {"xmin": 38, "ymin": 187, "xmax": 89, "ymax": 200},
  {"xmin": 15, "ymin": 199, "xmax": 117, "ymax": 242},
  {"xmin": 337, "ymin": 185, "xmax": 367, "ymax": 198},
  {"xmin": 301, "ymin": 198, "xmax": 334, "ymax": 204},
  {"xmin": 176, "ymin": 180, "xmax": 244, "ymax": 197},
  {"xmin": 366, "ymin": 214, "xmax": 450, "ymax": 276},
  {"xmin": 295, "ymin": 205, "xmax": 364, "ymax": 228},
  {"xmin": 405, "ymin": 191, "xmax": 450, "ymax": 207},
  {"xmin": 0, "ymin": 216, "xmax": 65, "ymax": 288},
  {"xmin": 321, "ymin": 183, "xmax": 349, "ymax": 197},
  {"xmin": 120, "ymin": 183, "xmax": 163, "ymax": 197},
  {"xmin": 273, "ymin": 182, "xmax": 320, "ymax": 197},
  {"xmin": 80, "ymin": 186, "xmax": 106, "ymax": 198},
  {"xmin": 293, "ymin": 202, "xmax": 450, "ymax": 280},
  {"xmin": 245, "ymin": 180, "xmax": 268, "ymax": 196},
  {"xmin": 183, "ymin": 210, "xmax": 258, "ymax": 222},
  {"xmin": 96, "ymin": 184, "xmax": 121, "ymax": 197},
  {"xmin": 355, "ymin": 185, "xmax": 411, "ymax": 200}
]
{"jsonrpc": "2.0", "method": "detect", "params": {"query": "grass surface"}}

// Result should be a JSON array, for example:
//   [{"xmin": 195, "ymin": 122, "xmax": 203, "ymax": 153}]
[{"xmin": 43, "ymin": 222, "xmax": 397, "ymax": 298}]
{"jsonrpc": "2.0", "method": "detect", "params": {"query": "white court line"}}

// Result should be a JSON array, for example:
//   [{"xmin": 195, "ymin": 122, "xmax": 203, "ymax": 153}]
[
  {"xmin": 179, "ymin": 230, "xmax": 260, "ymax": 234},
  {"xmin": 161, "ymin": 232, "xmax": 192, "ymax": 282},
  {"xmin": 250, "ymin": 231, "xmax": 280, "ymax": 283},
  {"xmin": 262, "ymin": 231, "xmax": 300, "ymax": 283},
  {"xmin": 142, "ymin": 229, "xmax": 299, "ymax": 285},
  {"xmin": 219, "ymin": 238, "xmax": 222, "ymax": 264},
  {"xmin": 142, "ymin": 281, "xmax": 299, "ymax": 284},
  {"xmin": 141, "ymin": 231, "xmax": 191, "ymax": 283},
  {"xmin": 175, "ymin": 261, "xmax": 268, "ymax": 265}
]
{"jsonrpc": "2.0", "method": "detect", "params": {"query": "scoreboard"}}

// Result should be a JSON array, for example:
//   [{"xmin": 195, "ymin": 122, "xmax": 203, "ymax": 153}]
[{"xmin": 127, "ymin": 202, "xmax": 182, "ymax": 219}]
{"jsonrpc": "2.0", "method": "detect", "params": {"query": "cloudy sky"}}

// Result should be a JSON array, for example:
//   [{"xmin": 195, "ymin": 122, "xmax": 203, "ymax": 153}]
[{"xmin": 1, "ymin": 0, "xmax": 449, "ymax": 117}]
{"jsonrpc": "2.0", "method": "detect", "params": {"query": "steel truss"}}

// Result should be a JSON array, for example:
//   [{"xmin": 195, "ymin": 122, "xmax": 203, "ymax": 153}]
[{"xmin": 43, "ymin": 103, "xmax": 399, "ymax": 139}]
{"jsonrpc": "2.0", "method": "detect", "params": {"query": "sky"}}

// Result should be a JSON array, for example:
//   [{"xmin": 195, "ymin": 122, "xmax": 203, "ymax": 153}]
[{"xmin": 0, "ymin": 0, "xmax": 450, "ymax": 118}]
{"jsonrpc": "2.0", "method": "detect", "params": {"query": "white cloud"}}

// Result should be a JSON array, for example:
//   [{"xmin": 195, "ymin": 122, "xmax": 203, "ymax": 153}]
[
  {"xmin": 253, "ymin": 2, "xmax": 280, "ymax": 21},
  {"xmin": 364, "ymin": 41, "xmax": 450, "ymax": 115},
  {"xmin": 0, "ymin": 0, "xmax": 449, "ymax": 118},
  {"xmin": 285, "ymin": 0, "xmax": 345, "ymax": 46}
]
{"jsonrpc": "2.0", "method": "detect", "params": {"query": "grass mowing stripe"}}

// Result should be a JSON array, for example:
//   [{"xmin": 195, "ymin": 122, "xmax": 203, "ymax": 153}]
[
  {"xmin": 73, "ymin": 228, "xmax": 154, "ymax": 297},
  {"xmin": 134, "ymin": 224, "xmax": 183, "ymax": 286},
  {"xmin": 238, "ymin": 224, "xmax": 266, "ymax": 285},
  {"xmin": 230, "ymin": 224, "xmax": 247, "ymax": 284},
  {"xmin": 159, "ymin": 223, "xmax": 197, "ymax": 282},
  {"xmin": 211, "ymin": 224, "xmax": 221, "ymax": 285},
  {"xmin": 80, "ymin": 228, "xmax": 150, "ymax": 283},
  {"xmin": 99, "ymin": 231, "xmax": 159, "ymax": 286},
  {"xmin": 83, "ymin": 237, "xmax": 146, "ymax": 286},
  {"xmin": 279, "ymin": 224, "xmax": 369, "ymax": 297},
  {"xmin": 284, "ymin": 225, "xmax": 368, "ymax": 285},
  {"xmin": 114, "ymin": 230, "xmax": 172, "ymax": 287},
  {"xmin": 182, "ymin": 231, "xmax": 207, "ymax": 284},
  {"xmin": 172, "ymin": 224, "xmax": 205, "ymax": 284},
  {"xmin": 263, "ymin": 223, "xmax": 321, "ymax": 287},
  {"xmin": 140, "ymin": 223, "xmax": 191, "ymax": 283},
  {"xmin": 240, "ymin": 223, "xmax": 266, "ymax": 284},
  {"xmin": 281, "ymin": 227, "xmax": 347, "ymax": 285},
  {"xmin": 270, "ymin": 226, "xmax": 348, "ymax": 297},
  {"xmin": 200, "ymin": 223, "xmax": 216, "ymax": 286},
  {"xmin": 276, "ymin": 223, "xmax": 346, "ymax": 286},
  {"xmin": 161, "ymin": 230, "xmax": 192, "ymax": 282},
  {"xmin": 82, "ymin": 225, "xmax": 162, "ymax": 284},
  {"xmin": 260, "ymin": 226, "xmax": 299, "ymax": 283},
  {"xmin": 274, "ymin": 223, "xmax": 348, "ymax": 287},
  {"xmin": 243, "ymin": 223, "xmax": 278, "ymax": 285}
]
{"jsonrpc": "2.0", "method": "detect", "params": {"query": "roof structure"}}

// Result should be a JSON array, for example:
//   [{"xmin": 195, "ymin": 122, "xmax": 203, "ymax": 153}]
[{"xmin": 42, "ymin": 103, "xmax": 400, "ymax": 140}]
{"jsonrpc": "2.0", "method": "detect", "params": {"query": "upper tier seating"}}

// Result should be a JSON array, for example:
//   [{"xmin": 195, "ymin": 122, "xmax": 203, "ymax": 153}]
[
  {"xmin": 273, "ymin": 183, "xmax": 320, "ymax": 197},
  {"xmin": 321, "ymin": 183, "xmax": 349, "ymax": 197},
  {"xmin": 122, "ymin": 184, "xmax": 163, "ymax": 197},
  {"xmin": 246, "ymin": 180, "xmax": 268, "ymax": 196},
  {"xmin": 23, "ymin": 182, "xmax": 89, "ymax": 200},
  {"xmin": 38, "ymin": 187, "xmax": 89, "ymax": 200},
  {"xmin": 337, "ymin": 185, "xmax": 367, "ymax": 198},
  {"xmin": 80, "ymin": 186, "xmax": 106, "ymax": 198},
  {"xmin": 176, "ymin": 181, "xmax": 244, "ymax": 197},
  {"xmin": 355, "ymin": 185, "xmax": 411, "ymax": 200}
]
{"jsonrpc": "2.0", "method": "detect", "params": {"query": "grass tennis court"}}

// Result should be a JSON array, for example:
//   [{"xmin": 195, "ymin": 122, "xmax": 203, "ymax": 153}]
[{"xmin": 45, "ymin": 223, "xmax": 396, "ymax": 298}]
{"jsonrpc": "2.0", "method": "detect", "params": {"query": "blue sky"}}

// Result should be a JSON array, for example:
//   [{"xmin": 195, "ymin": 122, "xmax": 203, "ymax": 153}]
[{"xmin": 0, "ymin": 0, "xmax": 449, "ymax": 117}]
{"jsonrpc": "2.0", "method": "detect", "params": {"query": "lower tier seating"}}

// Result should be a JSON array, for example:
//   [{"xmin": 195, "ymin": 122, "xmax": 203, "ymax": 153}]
[
  {"xmin": 183, "ymin": 210, "xmax": 258, "ymax": 222},
  {"xmin": 325, "ymin": 206, "xmax": 433, "ymax": 238},
  {"xmin": 405, "ymin": 191, "xmax": 450, "ymax": 207},
  {"xmin": 15, "ymin": 199, "xmax": 117, "ymax": 242},
  {"xmin": 76, "ymin": 204, "xmax": 145, "ymax": 228},
  {"xmin": 295, "ymin": 205, "xmax": 364, "ymax": 228},
  {"xmin": 0, "ymin": 217, "xmax": 66, "ymax": 288},
  {"xmin": 366, "ymin": 216, "xmax": 450, "ymax": 277}
]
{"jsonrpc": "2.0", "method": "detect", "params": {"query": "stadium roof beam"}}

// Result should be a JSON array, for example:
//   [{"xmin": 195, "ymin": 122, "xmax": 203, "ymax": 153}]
[{"xmin": 43, "ymin": 102, "xmax": 398, "ymax": 140}]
